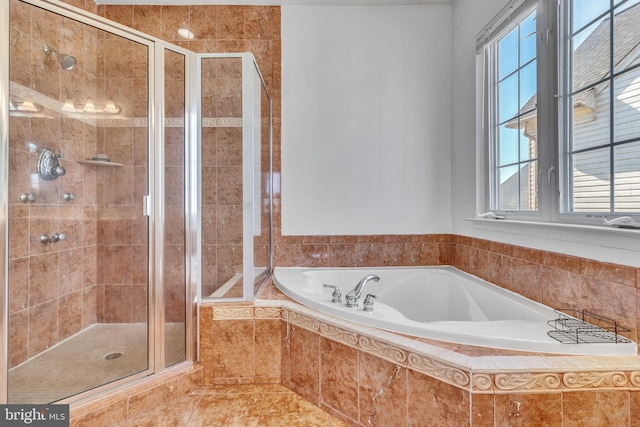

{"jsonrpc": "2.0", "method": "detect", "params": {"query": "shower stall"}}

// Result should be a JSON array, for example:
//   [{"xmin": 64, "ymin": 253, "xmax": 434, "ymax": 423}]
[{"xmin": 0, "ymin": 0, "xmax": 272, "ymax": 405}]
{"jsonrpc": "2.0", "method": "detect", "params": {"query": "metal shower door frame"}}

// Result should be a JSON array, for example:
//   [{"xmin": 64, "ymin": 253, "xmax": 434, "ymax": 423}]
[{"xmin": 0, "ymin": 0, "xmax": 197, "ymax": 404}]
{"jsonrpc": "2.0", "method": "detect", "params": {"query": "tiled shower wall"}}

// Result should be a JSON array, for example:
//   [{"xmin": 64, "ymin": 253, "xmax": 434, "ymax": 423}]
[
  {"xmin": 98, "ymin": 3, "xmax": 281, "ymax": 297},
  {"xmin": 7, "ymin": 0, "xmax": 151, "ymax": 368},
  {"xmin": 200, "ymin": 58, "xmax": 244, "ymax": 297},
  {"xmin": 94, "ymin": 25, "xmax": 149, "ymax": 325},
  {"xmin": 8, "ymin": 1, "xmax": 102, "ymax": 368}
]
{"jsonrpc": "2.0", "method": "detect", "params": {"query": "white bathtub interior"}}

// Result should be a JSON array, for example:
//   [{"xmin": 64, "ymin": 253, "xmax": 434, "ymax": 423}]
[{"xmin": 272, "ymin": 266, "xmax": 637, "ymax": 356}]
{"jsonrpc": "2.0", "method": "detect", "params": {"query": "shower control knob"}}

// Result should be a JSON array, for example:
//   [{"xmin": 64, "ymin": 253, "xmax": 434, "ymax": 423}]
[
  {"xmin": 52, "ymin": 165, "xmax": 66, "ymax": 176},
  {"xmin": 40, "ymin": 233, "xmax": 66, "ymax": 243},
  {"xmin": 20, "ymin": 193, "xmax": 36, "ymax": 203},
  {"xmin": 63, "ymin": 192, "xmax": 76, "ymax": 201}
]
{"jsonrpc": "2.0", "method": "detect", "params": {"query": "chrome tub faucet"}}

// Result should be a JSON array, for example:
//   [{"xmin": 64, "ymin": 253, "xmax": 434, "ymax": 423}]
[{"xmin": 345, "ymin": 275, "xmax": 380, "ymax": 308}]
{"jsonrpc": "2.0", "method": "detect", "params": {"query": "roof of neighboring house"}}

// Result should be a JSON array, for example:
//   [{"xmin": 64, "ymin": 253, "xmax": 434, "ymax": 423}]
[{"xmin": 518, "ymin": 3, "xmax": 640, "ymax": 116}]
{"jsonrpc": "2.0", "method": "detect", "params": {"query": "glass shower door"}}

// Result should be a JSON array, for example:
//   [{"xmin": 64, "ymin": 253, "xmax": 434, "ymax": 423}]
[
  {"xmin": 6, "ymin": 0, "xmax": 151, "ymax": 403},
  {"xmin": 198, "ymin": 53, "xmax": 272, "ymax": 302},
  {"xmin": 163, "ymin": 47, "xmax": 186, "ymax": 367}
]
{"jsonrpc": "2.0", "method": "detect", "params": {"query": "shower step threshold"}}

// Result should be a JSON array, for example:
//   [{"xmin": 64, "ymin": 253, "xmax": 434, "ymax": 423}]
[{"xmin": 209, "ymin": 273, "xmax": 243, "ymax": 298}]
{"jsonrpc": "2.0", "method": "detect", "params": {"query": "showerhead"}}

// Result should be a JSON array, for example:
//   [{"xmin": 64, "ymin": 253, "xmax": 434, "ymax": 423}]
[{"xmin": 43, "ymin": 44, "xmax": 76, "ymax": 71}]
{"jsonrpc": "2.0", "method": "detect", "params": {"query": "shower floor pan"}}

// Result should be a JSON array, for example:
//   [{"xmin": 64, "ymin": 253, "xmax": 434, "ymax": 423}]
[{"xmin": 8, "ymin": 323, "xmax": 185, "ymax": 404}]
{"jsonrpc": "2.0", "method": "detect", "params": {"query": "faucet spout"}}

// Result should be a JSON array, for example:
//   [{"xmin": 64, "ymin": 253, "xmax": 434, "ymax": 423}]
[{"xmin": 345, "ymin": 274, "xmax": 380, "ymax": 308}]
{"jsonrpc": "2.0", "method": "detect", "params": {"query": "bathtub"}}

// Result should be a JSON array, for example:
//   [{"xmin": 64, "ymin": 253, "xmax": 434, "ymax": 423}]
[{"xmin": 272, "ymin": 266, "xmax": 637, "ymax": 355}]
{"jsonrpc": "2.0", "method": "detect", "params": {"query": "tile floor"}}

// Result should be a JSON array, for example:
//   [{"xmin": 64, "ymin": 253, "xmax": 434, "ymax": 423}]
[{"xmin": 119, "ymin": 384, "xmax": 351, "ymax": 427}]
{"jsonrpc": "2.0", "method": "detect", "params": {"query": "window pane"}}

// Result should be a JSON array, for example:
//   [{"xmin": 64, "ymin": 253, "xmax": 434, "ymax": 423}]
[
  {"xmin": 498, "ymin": 27, "xmax": 518, "ymax": 79},
  {"xmin": 520, "ymin": 12, "xmax": 536, "ymax": 66},
  {"xmin": 572, "ymin": 16, "xmax": 609, "ymax": 92},
  {"xmin": 519, "ymin": 161, "xmax": 538, "ymax": 211},
  {"xmin": 571, "ymin": 148, "xmax": 611, "ymax": 212},
  {"xmin": 491, "ymin": 6, "xmax": 538, "ymax": 213},
  {"xmin": 571, "ymin": 86, "xmax": 609, "ymax": 151},
  {"xmin": 520, "ymin": 117, "xmax": 537, "ymax": 162},
  {"xmin": 572, "ymin": 0, "xmax": 609, "ymax": 33},
  {"xmin": 499, "ymin": 124, "xmax": 519, "ymax": 166},
  {"xmin": 498, "ymin": 165, "xmax": 520, "ymax": 210},
  {"xmin": 520, "ymin": 59, "xmax": 537, "ymax": 111},
  {"xmin": 614, "ymin": 142, "xmax": 640, "ymax": 212},
  {"xmin": 614, "ymin": 1, "xmax": 640, "ymax": 68},
  {"xmin": 613, "ymin": 67, "xmax": 640, "ymax": 143},
  {"xmin": 499, "ymin": 73, "xmax": 518, "ymax": 122}
]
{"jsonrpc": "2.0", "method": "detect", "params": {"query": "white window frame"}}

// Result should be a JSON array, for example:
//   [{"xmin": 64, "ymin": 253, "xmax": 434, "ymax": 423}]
[
  {"xmin": 477, "ymin": 0, "xmax": 640, "ymax": 229},
  {"xmin": 557, "ymin": 0, "xmax": 640, "ymax": 225},
  {"xmin": 478, "ymin": 0, "xmax": 554, "ymax": 223}
]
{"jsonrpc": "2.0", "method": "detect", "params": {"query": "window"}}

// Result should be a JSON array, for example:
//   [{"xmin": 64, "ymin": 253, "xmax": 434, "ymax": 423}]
[
  {"xmin": 560, "ymin": 0, "xmax": 640, "ymax": 215},
  {"xmin": 490, "ymin": 7, "xmax": 539, "ymax": 212},
  {"xmin": 479, "ymin": 0, "xmax": 640, "ymax": 224}
]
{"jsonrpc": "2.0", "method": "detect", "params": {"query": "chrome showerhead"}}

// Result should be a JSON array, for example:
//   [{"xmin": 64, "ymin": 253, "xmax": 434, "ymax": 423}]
[{"xmin": 43, "ymin": 44, "xmax": 76, "ymax": 71}]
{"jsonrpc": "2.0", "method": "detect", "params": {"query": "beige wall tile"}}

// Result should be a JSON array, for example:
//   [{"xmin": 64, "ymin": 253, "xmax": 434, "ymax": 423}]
[
  {"xmin": 563, "ymin": 390, "xmax": 629, "ymax": 427},
  {"xmin": 288, "ymin": 325, "xmax": 320, "ymax": 404},
  {"xmin": 408, "ymin": 369, "xmax": 470, "ymax": 427},
  {"xmin": 358, "ymin": 351, "xmax": 407, "ymax": 427},
  {"xmin": 494, "ymin": 393, "xmax": 562, "ymax": 427},
  {"xmin": 320, "ymin": 338, "xmax": 358, "ymax": 421}
]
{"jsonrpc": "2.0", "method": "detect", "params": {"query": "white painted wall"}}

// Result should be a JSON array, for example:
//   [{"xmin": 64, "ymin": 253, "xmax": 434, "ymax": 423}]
[
  {"xmin": 280, "ymin": 0, "xmax": 639, "ymax": 266},
  {"xmin": 281, "ymin": 5, "xmax": 452, "ymax": 235}
]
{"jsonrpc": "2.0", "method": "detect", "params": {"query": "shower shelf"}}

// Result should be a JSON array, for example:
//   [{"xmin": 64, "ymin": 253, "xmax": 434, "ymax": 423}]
[{"xmin": 77, "ymin": 160, "xmax": 123, "ymax": 167}]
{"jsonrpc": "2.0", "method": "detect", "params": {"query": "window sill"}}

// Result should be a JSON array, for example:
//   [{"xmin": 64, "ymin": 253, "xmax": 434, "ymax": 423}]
[{"xmin": 465, "ymin": 218, "xmax": 640, "ymax": 264}]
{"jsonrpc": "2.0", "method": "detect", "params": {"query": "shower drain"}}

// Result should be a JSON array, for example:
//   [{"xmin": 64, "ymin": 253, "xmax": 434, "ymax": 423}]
[{"xmin": 104, "ymin": 352, "xmax": 123, "ymax": 361}]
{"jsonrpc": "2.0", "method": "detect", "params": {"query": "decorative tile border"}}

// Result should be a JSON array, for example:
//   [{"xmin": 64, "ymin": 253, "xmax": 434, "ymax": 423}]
[
  {"xmin": 494, "ymin": 373, "xmax": 562, "ymax": 392},
  {"xmin": 203, "ymin": 302, "xmax": 640, "ymax": 394},
  {"xmin": 10, "ymin": 82, "xmax": 242, "ymax": 128},
  {"xmin": 407, "ymin": 352, "xmax": 470, "ymax": 389},
  {"xmin": 319, "ymin": 323, "xmax": 358, "ymax": 347},
  {"xmin": 471, "ymin": 373, "xmax": 493, "ymax": 392},
  {"xmin": 562, "ymin": 371, "xmax": 628, "ymax": 389},
  {"xmin": 212, "ymin": 306, "xmax": 254, "ymax": 320},
  {"xmin": 286, "ymin": 309, "xmax": 321, "ymax": 332},
  {"xmin": 358, "ymin": 336, "xmax": 407, "ymax": 365},
  {"xmin": 632, "ymin": 371, "xmax": 640, "ymax": 388},
  {"xmin": 254, "ymin": 307, "xmax": 281, "ymax": 319}
]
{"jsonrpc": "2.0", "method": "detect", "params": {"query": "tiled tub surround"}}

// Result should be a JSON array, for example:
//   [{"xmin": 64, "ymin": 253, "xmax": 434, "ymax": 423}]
[
  {"xmin": 201, "ymin": 298, "xmax": 640, "ymax": 427},
  {"xmin": 273, "ymin": 234, "xmax": 640, "ymax": 345}
]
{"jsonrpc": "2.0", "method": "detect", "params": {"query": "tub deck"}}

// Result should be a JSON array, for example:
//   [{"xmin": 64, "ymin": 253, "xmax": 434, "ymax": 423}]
[{"xmin": 272, "ymin": 266, "xmax": 638, "ymax": 356}]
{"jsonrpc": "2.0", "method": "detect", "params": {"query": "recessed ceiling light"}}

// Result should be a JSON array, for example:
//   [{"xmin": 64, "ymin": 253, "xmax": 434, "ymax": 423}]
[{"xmin": 177, "ymin": 28, "xmax": 194, "ymax": 40}]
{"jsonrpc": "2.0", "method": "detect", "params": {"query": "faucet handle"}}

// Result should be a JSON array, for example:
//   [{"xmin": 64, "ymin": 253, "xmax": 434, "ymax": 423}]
[
  {"xmin": 363, "ymin": 294, "xmax": 377, "ymax": 312},
  {"xmin": 323, "ymin": 284, "xmax": 342, "ymax": 304}
]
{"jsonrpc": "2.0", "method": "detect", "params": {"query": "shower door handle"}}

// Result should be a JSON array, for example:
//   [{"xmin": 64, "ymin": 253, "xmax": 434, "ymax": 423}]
[{"xmin": 143, "ymin": 195, "xmax": 151, "ymax": 216}]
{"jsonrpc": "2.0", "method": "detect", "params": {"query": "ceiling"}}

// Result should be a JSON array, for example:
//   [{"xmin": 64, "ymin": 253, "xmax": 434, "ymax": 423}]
[{"xmin": 96, "ymin": 0, "xmax": 452, "ymax": 6}]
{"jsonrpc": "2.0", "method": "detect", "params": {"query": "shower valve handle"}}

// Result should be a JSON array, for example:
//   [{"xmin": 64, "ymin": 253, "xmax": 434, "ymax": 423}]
[{"xmin": 40, "ymin": 233, "xmax": 66, "ymax": 244}]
